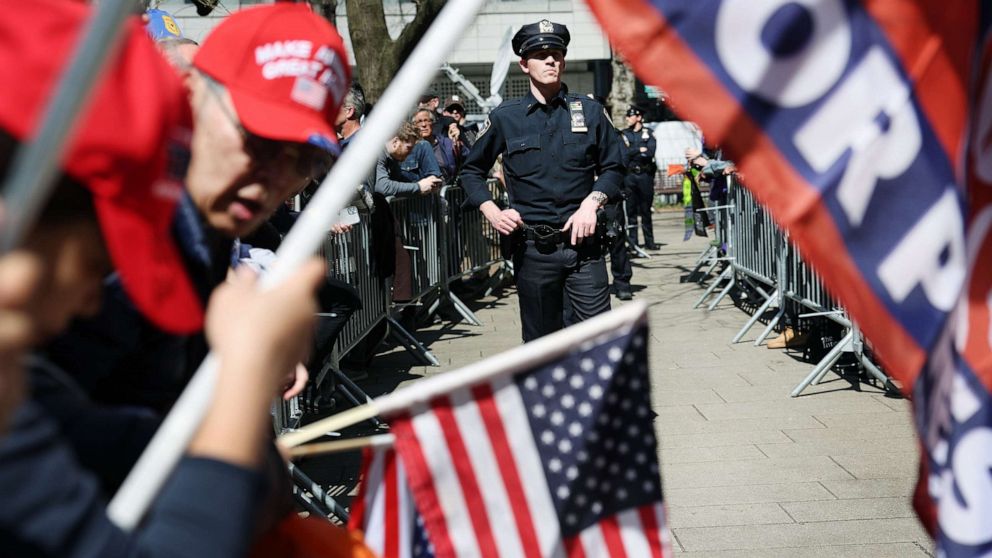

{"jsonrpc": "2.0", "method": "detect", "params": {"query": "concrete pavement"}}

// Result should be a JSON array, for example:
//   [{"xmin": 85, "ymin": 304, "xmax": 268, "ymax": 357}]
[{"xmin": 349, "ymin": 208, "xmax": 931, "ymax": 556}]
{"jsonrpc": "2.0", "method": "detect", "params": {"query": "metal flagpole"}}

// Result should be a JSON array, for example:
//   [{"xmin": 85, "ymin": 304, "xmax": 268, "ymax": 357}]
[
  {"xmin": 0, "ymin": 0, "xmax": 137, "ymax": 253},
  {"xmin": 107, "ymin": 0, "xmax": 489, "ymax": 530}
]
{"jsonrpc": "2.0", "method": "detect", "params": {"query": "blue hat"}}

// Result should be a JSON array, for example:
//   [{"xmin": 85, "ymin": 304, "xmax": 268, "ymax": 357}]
[
  {"xmin": 512, "ymin": 20, "xmax": 569, "ymax": 57},
  {"xmin": 145, "ymin": 9, "xmax": 184, "ymax": 42}
]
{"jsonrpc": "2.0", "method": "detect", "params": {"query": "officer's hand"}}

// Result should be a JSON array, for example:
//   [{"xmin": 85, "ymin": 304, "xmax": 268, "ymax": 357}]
[
  {"xmin": 481, "ymin": 201, "xmax": 523, "ymax": 235},
  {"xmin": 563, "ymin": 200, "xmax": 600, "ymax": 245}
]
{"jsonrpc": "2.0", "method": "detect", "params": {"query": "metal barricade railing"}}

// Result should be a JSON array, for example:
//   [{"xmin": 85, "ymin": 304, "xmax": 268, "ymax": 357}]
[
  {"xmin": 321, "ymin": 208, "xmax": 389, "ymax": 361},
  {"xmin": 692, "ymin": 178, "xmax": 896, "ymax": 397},
  {"xmin": 382, "ymin": 178, "xmax": 513, "ymax": 364},
  {"xmin": 275, "ymin": 179, "xmax": 515, "ymax": 434}
]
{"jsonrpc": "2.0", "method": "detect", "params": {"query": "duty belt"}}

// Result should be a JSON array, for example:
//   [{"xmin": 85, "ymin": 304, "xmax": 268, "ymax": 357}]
[
  {"xmin": 628, "ymin": 163, "xmax": 653, "ymax": 175},
  {"xmin": 523, "ymin": 224, "xmax": 566, "ymax": 245}
]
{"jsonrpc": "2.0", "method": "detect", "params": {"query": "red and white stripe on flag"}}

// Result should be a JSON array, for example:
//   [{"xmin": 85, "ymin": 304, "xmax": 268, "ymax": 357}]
[
  {"xmin": 348, "ymin": 447, "xmax": 418, "ymax": 558},
  {"xmin": 389, "ymin": 371, "xmax": 671, "ymax": 558}
]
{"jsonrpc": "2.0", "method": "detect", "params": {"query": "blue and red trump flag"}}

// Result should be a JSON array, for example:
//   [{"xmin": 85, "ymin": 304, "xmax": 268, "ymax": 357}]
[
  {"xmin": 352, "ymin": 306, "xmax": 670, "ymax": 558},
  {"xmin": 583, "ymin": 0, "xmax": 992, "ymax": 553}
]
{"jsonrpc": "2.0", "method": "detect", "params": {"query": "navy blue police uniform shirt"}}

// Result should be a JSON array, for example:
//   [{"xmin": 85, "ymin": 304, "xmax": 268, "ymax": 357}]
[
  {"xmin": 460, "ymin": 85, "xmax": 623, "ymax": 227},
  {"xmin": 621, "ymin": 126, "xmax": 657, "ymax": 171}
]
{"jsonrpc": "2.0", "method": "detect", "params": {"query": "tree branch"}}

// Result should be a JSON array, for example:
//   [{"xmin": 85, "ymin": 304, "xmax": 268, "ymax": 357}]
[{"xmin": 394, "ymin": 0, "xmax": 445, "ymax": 58}]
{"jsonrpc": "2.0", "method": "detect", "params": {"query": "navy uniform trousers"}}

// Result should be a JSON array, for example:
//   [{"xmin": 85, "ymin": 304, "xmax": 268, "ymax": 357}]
[
  {"xmin": 513, "ymin": 236, "xmax": 611, "ymax": 343},
  {"xmin": 626, "ymin": 171, "xmax": 655, "ymax": 247}
]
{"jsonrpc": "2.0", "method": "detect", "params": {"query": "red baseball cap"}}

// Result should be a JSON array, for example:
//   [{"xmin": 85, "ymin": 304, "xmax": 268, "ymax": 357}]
[
  {"xmin": 194, "ymin": 4, "xmax": 351, "ymax": 155},
  {"xmin": 0, "ymin": 0, "xmax": 203, "ymax": 334}
]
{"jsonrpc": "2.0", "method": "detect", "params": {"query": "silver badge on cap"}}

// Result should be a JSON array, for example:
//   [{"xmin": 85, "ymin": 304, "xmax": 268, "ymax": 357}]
[{"xmin": 539, "ymin": 20, "xmax": 553, "ymax": 33}]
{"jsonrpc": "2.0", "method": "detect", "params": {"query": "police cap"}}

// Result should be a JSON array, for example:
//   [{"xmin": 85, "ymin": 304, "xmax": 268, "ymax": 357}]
[
  {"xmin": 626, "ymin": 105, "xmax": 644, "ymax": 117},
  {"xmin": 512, "ymin": 19, "xmax": 570, "ymax": 57}
]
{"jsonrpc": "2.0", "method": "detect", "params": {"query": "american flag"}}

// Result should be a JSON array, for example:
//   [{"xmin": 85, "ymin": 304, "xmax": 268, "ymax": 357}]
[
  {"xmin": 380, "ymin": 322, "xmax": 670, "ymax": 558},
  {"xmin": 349, "ymin": 447, "xmax": 436, "ymax": 558}
]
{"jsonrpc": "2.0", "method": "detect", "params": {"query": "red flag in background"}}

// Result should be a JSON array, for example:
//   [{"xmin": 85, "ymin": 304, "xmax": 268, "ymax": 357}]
[{"xmin": 582, "ymin": 0, "xmax": 992, "ymax": 554}]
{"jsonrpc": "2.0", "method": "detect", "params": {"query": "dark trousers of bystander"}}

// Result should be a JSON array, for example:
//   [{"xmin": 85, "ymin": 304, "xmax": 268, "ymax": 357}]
[
  {"xmin": 604, "ymin": 201, "xmax": 632, "ymax": 291},
  {"xmin": 626, "ymin": 173, "xmax": 655, "ymax": 248},
  {"xmin": 513, "ymin": 238, "xmax": 611, "ymax": 343}
]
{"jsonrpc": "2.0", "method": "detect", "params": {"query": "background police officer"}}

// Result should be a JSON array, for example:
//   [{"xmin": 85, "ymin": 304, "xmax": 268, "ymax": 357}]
[
  {"xmin": 459, "ymin": 19, "xmax": 624, "ymax": 342},
  {"xmin": 622, "ymin": 105, "xmax": 659, "ymax": 249}
]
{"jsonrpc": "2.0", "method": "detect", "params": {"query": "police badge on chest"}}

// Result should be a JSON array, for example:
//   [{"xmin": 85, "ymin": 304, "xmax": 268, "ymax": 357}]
[{"xmin": 569, "ymin": 101, "xmax": 587, "ymax": 133}]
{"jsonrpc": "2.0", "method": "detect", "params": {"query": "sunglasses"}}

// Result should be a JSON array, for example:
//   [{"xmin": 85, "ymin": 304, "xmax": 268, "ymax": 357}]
[{"xmin": 203, "ymin": 76, "xmax": 335, "ymax": 180}]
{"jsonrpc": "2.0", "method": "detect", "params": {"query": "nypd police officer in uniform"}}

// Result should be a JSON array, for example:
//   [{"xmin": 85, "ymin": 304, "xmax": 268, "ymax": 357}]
[
  {"xmin": 459, "ymin": 20, "xmax": 624, "ymax": 342},
  {"xmin": 622, "ymin": 105, "xmax": 659, "ymax": 249}
]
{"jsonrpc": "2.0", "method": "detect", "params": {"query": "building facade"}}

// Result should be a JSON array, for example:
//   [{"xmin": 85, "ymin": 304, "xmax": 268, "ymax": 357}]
[{"xmin": 155, "ymin": 0, "xmax": 613, "ymax": 116}]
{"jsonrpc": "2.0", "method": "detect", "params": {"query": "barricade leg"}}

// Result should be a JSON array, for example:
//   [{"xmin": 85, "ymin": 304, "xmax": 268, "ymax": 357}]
[
  {"xmin": 858, "ymin": 356, "xmax": 899, "ymax": 393},
  {"xmin": 333, "ymin": 369, "xmax": 386, "ymax": 428},
  {"xmin": 707, "ymin": 272, "xmax": 736, "ymax": 311},
  {"xmin": 731, "ymin": 288, "xmax": 777, "ymax": 343},
  {"xmin": 790, "ymin": 330, "xmax": 854, "ymax": 397},
  {"xmin": 688, "ymin": 246, "xmax": 719, "ymax": 283},
  {"xmin": 387, "ymin": 315, "xmax": 440, "ymax": 366},
  {"xmin": 289, "ymin": 463, "xmax": 350, "ymax": 524},
  {"xmin": 446, "ymin": 289, "xmax": 483, "ymax": 326},
  {"xmin": 753, "ymin": 306, "xmax": 785, "ymax": 347},
  {"xmin": 694, "ymin": 266, "xmax": 732, "ymax": 308}
]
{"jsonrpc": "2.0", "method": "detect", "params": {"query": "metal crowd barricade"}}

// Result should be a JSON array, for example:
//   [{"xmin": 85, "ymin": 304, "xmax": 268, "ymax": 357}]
[
  {"xmin": 690, "ymin": 202, "xmax": 734, "ymax": 309},
  {"xmin": 384, "ymin": 178, "xmax": 512, "ymax": 364},
  {"xmin": 274, "ymin": 180, "xmax": 514, "ymax": 433},
  {"xmin": 436, "ymin": 180, "xmax": 512, "ymax": 320},
  {"xmin": 273, "ymin": 206, "xmax": 390, "ymax": 433},
  {"xmin": 693, "ymin": 178, "xmax": 897, "ymax": 397}
]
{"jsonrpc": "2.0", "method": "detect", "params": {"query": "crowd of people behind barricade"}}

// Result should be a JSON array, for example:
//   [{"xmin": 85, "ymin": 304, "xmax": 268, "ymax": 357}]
[{"xmin": 0, "ymin": 2, "xmax": 701, "ymax": 555}]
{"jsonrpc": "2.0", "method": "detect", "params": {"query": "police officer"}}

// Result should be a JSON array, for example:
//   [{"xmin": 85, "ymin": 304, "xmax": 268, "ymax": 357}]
[
  {"xmin": 459, "ymin": 19, "xmax": 624, "ymax": 342},
  {"xmin": 622, "ymin": 105, "xmax": 659, "ymax": 249}
]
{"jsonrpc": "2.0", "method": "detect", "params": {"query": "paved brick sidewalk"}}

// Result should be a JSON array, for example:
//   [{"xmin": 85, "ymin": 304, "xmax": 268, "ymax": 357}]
[{"xmin": 343, "ymin": 209, "xmax": 931, "ymax": 556}]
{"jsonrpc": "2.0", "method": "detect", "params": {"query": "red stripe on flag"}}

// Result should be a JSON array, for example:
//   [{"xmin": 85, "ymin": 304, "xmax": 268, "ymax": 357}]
[
  {"xmin": 347, "ymin": 447, "xmax": 373, "ymax": 531},
  {"xmin": 383, "ymin": 450, "xmax": 400, "ymax": 558},
  {"xmin": 391, "ymin": 414, "xmax": 458, "ymax": 558},
  {"xmin": 863, "ymin": 0, "xmax": 974, "ymax": 162},
  {"xmin": 431, "ymin": 398, "xmax": 501, "ymax": 558},
  {"xmin": 564, "ymin": 536, "xmax": 586, "ymax": 558},
  {"xmin": 600, "ymin": 516, "xmax": 628, "ymax": 558},
  {"xmin": 584, "ymin": 0, "xmax": 926, "ymax": 385},
  {"xmin": 638, "ymin": 505, "xmax": 665, "ymax": 558},
  {"xmin": 471, "ymin": 383, "xmax": 543, "ymax": 558}
]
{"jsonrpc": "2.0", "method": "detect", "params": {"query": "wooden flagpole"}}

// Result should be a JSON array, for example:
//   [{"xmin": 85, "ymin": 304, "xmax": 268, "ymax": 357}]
[{"xmin": 289, "ymin": 434, "xmax": 396, "ymax": 459}]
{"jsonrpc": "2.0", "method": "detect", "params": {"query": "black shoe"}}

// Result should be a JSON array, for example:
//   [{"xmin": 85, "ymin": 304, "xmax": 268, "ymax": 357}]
[
  {"xmin": 645, "ymin": 243, "xmax": 660, "ymax": 250},
  {"xmin": 616, "ymin": 288, "xmax": 633, "ymax": 301}
]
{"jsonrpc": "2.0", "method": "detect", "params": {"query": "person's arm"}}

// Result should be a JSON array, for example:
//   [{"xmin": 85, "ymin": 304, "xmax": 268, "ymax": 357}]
[
  {"xmin": 0, "ymin": 401, "xmax": 263, "ymax": 558},
  {"xmin": 459, "ymin": 113, "xmax": 503, "ymax": 209},
  {"xmin": 458, "ymin": 112, "xmax": 523, "ymax": 235},
  {"xmin": 591, "ymin": 110, "xmax": 624, "ymax": 201},
  {"xmin": 620, "ymin": 131, "xmax": 635, "ymax": 168},
  {"xmin": 372, "ymin": 154, "xmax": 422, "ymax": 197},
  {"xmin": 188, "ymin": 261, "xmax": 322, "ymax": 468}
]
